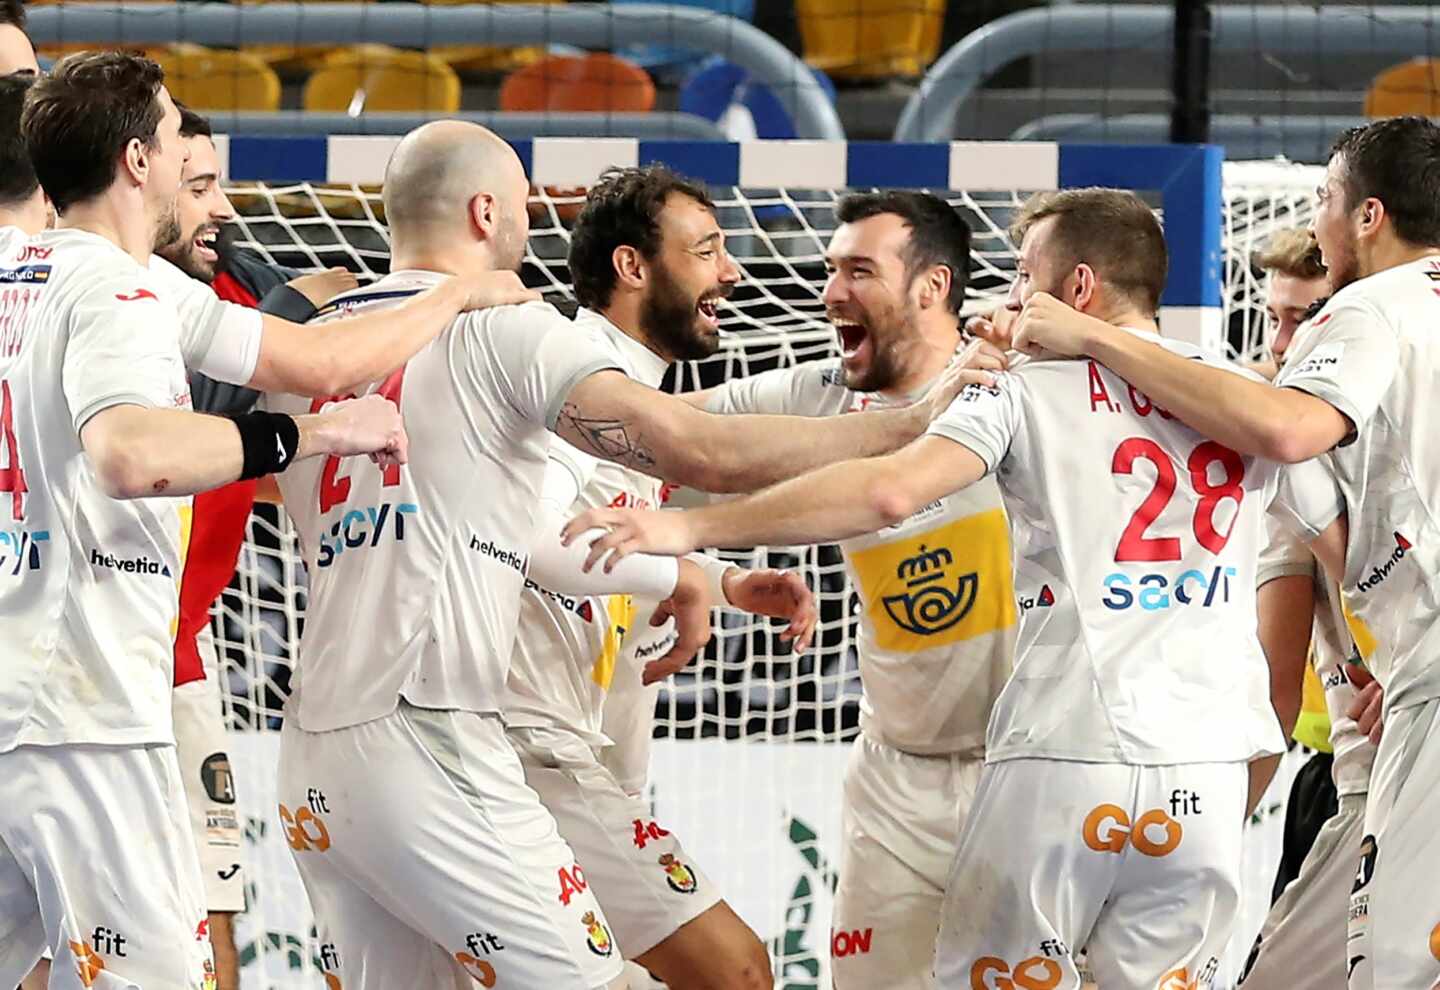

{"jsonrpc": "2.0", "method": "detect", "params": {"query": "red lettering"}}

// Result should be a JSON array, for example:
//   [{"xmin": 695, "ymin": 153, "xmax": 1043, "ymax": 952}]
[
  {"xmin": 314, "ymin": 366, "xmax": 407, "ymax": 513},
  {"xmin": 558, "ymin": 863, "xmax": 587, "ymax": 906},
  {"xmin": 831, "ymin": 928, "xmax": 873, "ymax": 958},
  {"xmin": 631, "ymin": 818, "xmax": 671, "ymax": 850},
  {"xmin": 114, "ymin": 288, "xmax": 157, "ymax": 302},
  {"xmin": 0, "ymin": 379, "xmax": 27, "ymax": 520},
  {"xmin": 17, "ymin": 245, "xmax": 50, "ymax": 262},
  {"xmin": 1087, "ymin": 361, "xmax": 1117, "ymax": 413}
]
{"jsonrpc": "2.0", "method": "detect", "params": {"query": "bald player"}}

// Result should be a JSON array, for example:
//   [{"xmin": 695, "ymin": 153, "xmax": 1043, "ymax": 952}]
[{"xmin": 263, "ymin": 121, "xmax": 984, "ymax": 990}]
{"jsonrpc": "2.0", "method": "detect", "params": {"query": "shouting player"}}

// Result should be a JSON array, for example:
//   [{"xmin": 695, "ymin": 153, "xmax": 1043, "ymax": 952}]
[
  {"xmin": 567, "ymin": 187, "xmax": 1287, "ymax": 989},
  {"xmin": 262, "ymin": 119, "xmax": 980, "ymax": 990},
  {"xmin": 1005, "ymin": 117, "xmax": 1440, "ymax": 990},
  {"xmin": 505, "ymin": 165, "xmax": 819, "ymax": 990},
  {"xmin": 0, "ymin": 52, "xmax": 411, "ymax": 988}
]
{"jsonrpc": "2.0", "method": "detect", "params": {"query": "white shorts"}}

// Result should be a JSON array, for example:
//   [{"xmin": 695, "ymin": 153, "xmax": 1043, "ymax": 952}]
[
  {"xmin": 277, "ymin": 703, "xmax": 625, "ymax": 990},
  {"xmin": 831, "ymin": 734, "xmax": 982, "ymax": 990},
  {"xmin": 1348, "ymin": 697, "xmax": 1440, "ymax": 990},
  {"xmin": 1240, "ymin": 793, "xmax": 1365, "ymax": 990},
  {"xmin": 0, "ymin": 743, "xmax": 214, "ymax": 989},
  {"xmin": 934, "ymin": 758, "xmax": 1247, "ymax": 990},
  {"xmin": 511, "ymin": 724, "xmax": 721, "ymax": 958},
  {"xmin": 173, "ymin": 668, "xmax": 246, "ymax": 913}
]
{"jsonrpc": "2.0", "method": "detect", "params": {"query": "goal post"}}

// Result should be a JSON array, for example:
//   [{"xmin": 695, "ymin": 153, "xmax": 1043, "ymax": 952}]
[{"xmin": 210, "ymin": 137, "xmax": 1319, "ymax": 989}]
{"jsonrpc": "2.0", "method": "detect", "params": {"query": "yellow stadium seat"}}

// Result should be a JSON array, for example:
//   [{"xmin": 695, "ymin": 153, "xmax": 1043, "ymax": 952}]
[
  {"xmin": 1365, "ymin": 58, "xmax": 1440, "ymax": 118},
  {"xmin": 794, "ymin": 0, "xmax": 945, "ymax": 81},
  {"xmin": 152, "ymin": 43, "xmax": 281, "ymax": 112},
  {"xmin": 303, "ymin": 45, "xmax": 461, "ymax": 114},
  {"xmin": 233, "ymin": 0, "xmax": 363, "ymax": 74},
  {"xmin": 425, "ymin": 0, "xmax": 566, "ymax": 76}
]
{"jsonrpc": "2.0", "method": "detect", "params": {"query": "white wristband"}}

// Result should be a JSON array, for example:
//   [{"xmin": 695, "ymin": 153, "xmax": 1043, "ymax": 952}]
[{"xmin": 685, "ymin": 552, "xmax": 734, "ymax": 605}]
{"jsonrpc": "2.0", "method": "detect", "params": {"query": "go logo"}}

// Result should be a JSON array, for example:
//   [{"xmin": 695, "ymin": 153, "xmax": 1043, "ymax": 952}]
[
  {"xmin": 1082, "ymin": 803, "xmax": 1182, "ymax": 857},
  {"xmin": 970, "ymin": 955, "xmax": 1061, "ymax": 990},
  {"xmin": 453, "ymin": 953, "xmax": 497, "ymax": 987},
  {"xmin": 278, "ymin": 803, "xmax": 332, "ymax": 853}
]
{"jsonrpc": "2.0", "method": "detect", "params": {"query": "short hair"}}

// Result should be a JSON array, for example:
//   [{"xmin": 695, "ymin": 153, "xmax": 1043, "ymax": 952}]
[
  {"xmin": 0, "ymin": 72, "xmax": 36, "ymax": 207},
  {"xmin": 1330, "ymin": 116, "xmax": 1440, "ymax": 247},
  {"xmin": 175, "ymin": 101, "xmax": 212, "ymax": 140},
  {"xmin": 568, "ymin": 164, "xmax": 715, "ymax": 310},
  {"xmin": 834, "ymin": 191, "xmax": 972, "ymax": 313},
  {"xmin": 0, "ymin": 0, "xmax": 26, "ymax": 30},
  {"xmin": 22, "ymin": 50, "xmax": 167, "ymax": 214},
  {"xmin": 1252, "ymin": 227, "xmax": 1325, "ymax": 280},
  {"xmin": 1009, "ymin": 187, "xmax": 1168, "ymax": 315}
]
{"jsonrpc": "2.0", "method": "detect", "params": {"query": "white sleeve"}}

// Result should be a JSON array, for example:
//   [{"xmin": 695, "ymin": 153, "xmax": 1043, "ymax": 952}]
[
  {"xmin": 1275, "ymin": 298, "xmax": 1399, "ymax": 441},
  {"xmin": 684, "ymin": 551, "xmax": 733, "ymax": 603},
  {"xmin": 63, "ymin": 275, "xmax": 185, "ymax": 432},
  {"xmin": 148, "ymin": 254, "xmax": 263, "ymax": 385},
  {"xmin": 1257, "ymin": 514, "xmax": 1317, "ymax": 588},
  {"xmin": 1269, "ymin": 457, "xmax": 1345, "ymax": 542},
  {"xmin": 922, "ymin": 375, "xmax": 1023, "ymax": 473},
  {"xmin": 527, "ymin": 501, "xmax": 679, "ymax": 598},
  {"xmin": 702, "ymin": 360, "xmax": 840, "ymax": 417},
  {"xmin": 542, "ymin": 438, "xmax": 602, "ymax": 515}
]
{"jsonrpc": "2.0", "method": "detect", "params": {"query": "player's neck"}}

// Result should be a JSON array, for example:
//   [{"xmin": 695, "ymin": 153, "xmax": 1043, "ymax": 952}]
[
  {"xmin": 389, "ymin": 242, "xmax": 493, "ymax": 279},
  {"xmin": 1362, "ymin": 237, "xmax": 1440, "ymax": 279},
  {"xmin": 56, "ymin": 197, "xmax": 153, "ymax": 264},
  {"xmin": 1086, "ymin": 299, "xmax": 1158, "ymax": 335},
  {"xmin": 599, "ymin": 298, "xmax": 668, "ymax": 361},
  {"xmin": 876, "ymin": 319, "xmax": 961, "ymax": 399},
  {"xmin": 0, "ymin": 195, "xmax": 47, "ymax": 236}
]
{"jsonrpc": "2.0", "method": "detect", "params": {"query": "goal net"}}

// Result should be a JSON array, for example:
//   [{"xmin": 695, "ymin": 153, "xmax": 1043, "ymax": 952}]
[{"xmin": 212, "ymin": 148, "xmax": 1323, "ymax": 988}]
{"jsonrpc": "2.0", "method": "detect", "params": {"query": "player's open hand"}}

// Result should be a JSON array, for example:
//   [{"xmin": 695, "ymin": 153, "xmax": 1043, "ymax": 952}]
[
  {"xmin": 561, "ymin": 507, "xmax": 698, "ymax": 573},
  {"xmin": 1345, "ymin": 661, "xmax": 1385, "ymax": 745},
  {"xmin": 641, "ymin": 559, "xmax": 713, "ymax": 685},
  {"xmin": 319, "ymin": 394, "xmax": 408, "ymax": 468},
  {"xmin": 915, "ymin": 339, "xmax": 1001, "ymax": 422},
  {"xmin": 457, "ymin": 270, "xmax": 542, "ymax": 310},
  {"xmin": 287, "ymin": 267, "xmax": 359, "ymax": 308},
  {"xmin": 722, "ymin": 567, "xmax": 817, "ymax": 653},
  {"xmin": 1012, "ymin": 292, "xmax": 1107, "ymax": 359}
]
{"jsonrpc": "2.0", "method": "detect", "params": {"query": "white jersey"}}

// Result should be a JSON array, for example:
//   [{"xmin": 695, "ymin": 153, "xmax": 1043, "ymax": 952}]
[
  {"xmin": 927, "ymin": 331, "xmax": 1285, "ymax": 765},
  {"xmin": 705, "ymin": 359, "xmax": 1015, "ymax": 757},
  {"xmin": 264, "ymin": 271, "xmax": 619, "ymax": 732},
  {"xmin": 505, "ymin": 308, "xmax": 672, "ymax": 747},
  {"xmin": 0, "ymin": 227, "xmax": 253, "ymax": 751},
  {"xmin": 1258, "ymin": 506, "xmax": 1374, "ymax": 797},
  {"xmin": 1277, "ymin": 256, "xmax": 1440, "ymax": 712}
]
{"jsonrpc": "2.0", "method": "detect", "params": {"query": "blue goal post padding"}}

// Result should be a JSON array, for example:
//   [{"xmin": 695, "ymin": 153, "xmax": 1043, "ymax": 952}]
[{"xmin": 216, "ymin": 136, "xmax": 1223, "ymax": 315}]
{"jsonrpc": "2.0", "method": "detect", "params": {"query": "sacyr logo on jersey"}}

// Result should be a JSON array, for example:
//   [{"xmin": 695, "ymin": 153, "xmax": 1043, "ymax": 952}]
[
  {"xmin": 659, "ymin": 852, "xmax": 698, "ymax": 894},
  {"xmin": 0, "ymin": 526, "xmax": 48, "ymax": 575},
  {"xmin": 315, "ymin": 502, "xmax": 419, "ymax": 568},
  {"xmin": 849, "ymin": 510, "xmax": 1015, "ymax": 652},
  {"xmin": 969, "ymin": 953, "xmax": 1062, "ymax": 990},
  {"xmin": 581, "ymin": 911, "xmax": 614, "ymax": 957},
  {"xmin": 1355, "ymin": 531, "xmax": 1413, "ymax": 593},
  {"xmin": 1018, "ymin": 585, "xmax": 1054, "ymax": 613},
  {"xmin": 879, "ymin": 543, "xmax": 979, "ymax": 636},
  {"xmin": 0, "ymin": 264, "xmax": 51, "ymax": 284},
  {"xmin": 1101, "ymin": 565, "xmax": 1237, "ymax": 611},
  {"xmin": 88, "ymin": 547, "xmax": 171, "ymax": 577},
  {"xmin": 1081, "ymin": 791, "xmax": 1200, "ymax": 858}
]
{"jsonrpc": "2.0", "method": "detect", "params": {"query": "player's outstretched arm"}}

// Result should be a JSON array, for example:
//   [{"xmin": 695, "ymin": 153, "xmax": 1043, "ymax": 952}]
[
  {"xmin": 81, "ymin": 395, "xmax": 404, "ymax": 500},
  {"xmin": 248, "ymin": 271, "xmax": 540, "ymax": 397},
  {"xmin": 555, "ymin": 358, "xmax": 991, "ymax": 495},
  {"xmin": 1012, "ymin": 293, "xmax": 1352, "ymax": 463},
  {"xmin": 562, "ymin": 434, "xmax": 987, "ymax": 571}
]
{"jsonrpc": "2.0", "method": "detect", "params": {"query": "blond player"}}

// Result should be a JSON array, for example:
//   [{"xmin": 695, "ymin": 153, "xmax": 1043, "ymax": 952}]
[
  {"xmin": 569, "ymin": 187, "xmax": 1290, "ymax": 989},
  {"xmin": 0, "ymin": 53, "xmax": 411, "ymax": 988},
  {"xmin": 506, "ymin": 165, "xmax": 819, "ymax": 990},
  {"xmin": 1009, "ymin": 117, "xmax": 1440, "ymax": 990},
  {"xmin": 262, "ymin": 121, "xmax": 978, "ymax": 990}
]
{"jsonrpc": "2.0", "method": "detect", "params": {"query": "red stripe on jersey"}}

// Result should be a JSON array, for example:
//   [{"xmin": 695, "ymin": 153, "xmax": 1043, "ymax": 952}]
[{"xmin": 174, "ymin": 480, "xmax": 257, "ymax": 686}]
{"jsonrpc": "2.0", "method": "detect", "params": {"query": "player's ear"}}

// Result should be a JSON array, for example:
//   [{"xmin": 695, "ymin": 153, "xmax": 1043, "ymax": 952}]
[
  {"xmin": 468, "ymin": 191, "xmax": 499, "ymax": 239},
  {"xmin": 1358, "ymin": 196, "xmax": 1385, "ymax": 238},
  {"xmin": 918, "ymin": 264, "xmax": 950, "ymax": 310},
  {"xmin": 122, "ymin": 136, "xmax": 148, "ymax": 188},
  {"xmin": 1070, "ymin": 263, "xmax": 1097, "ymax": 311},
  {"xmin": 612, "ymin": 244, "xmax": 645, "ymax": 290}
]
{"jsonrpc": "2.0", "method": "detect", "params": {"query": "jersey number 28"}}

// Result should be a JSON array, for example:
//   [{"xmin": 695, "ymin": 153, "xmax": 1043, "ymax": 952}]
[{"xmin": 1112, "ymin": 437, "xmax": 1245, "ymax": 562}]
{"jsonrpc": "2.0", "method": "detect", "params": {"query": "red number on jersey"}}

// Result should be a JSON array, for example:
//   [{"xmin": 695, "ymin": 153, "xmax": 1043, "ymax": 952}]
[
  {"xmin": 1112, "ymin": 436, "xmax": 1247, "ymax": 562},
  {"xmin": 312, "ymin": 366, "xmax": 407, "ymax": 514},
  {"xmin": 1112, "ymin": 437, "xmax": 1182, "ymax": 561},
  {"xmin": 0, "ymin": 379, "xmax": 27, "ymax": 520}
]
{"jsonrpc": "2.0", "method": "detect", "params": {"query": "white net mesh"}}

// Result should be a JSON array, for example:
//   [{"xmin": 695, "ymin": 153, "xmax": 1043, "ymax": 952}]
[{"xmin": 214, "ymin": 159, "xmax": 1324, "ymax": 987}]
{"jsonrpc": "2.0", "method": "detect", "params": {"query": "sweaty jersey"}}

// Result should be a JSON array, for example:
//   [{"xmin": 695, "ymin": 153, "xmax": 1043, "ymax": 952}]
[
  {"xmin": 505, "ymin": 308, "xmax": 672, "ymax": 747},
  {"xmin": 1277, "ymin": 256, "xmax": 1440, "ymax": 712},
  {"xmin": 705, "ymin": 359, "xmax": 1015, "ymax": 758},
  {"xmin": 927, "ymin": 331, "xmax": 1285, "ymax": 765},
  {"xmin": 0, "ymin": 227, "xmax": 258, "ymax": 752},
  {"xmin": 264, "ymin": 271, "xmax": 619, "ymax": 732}
]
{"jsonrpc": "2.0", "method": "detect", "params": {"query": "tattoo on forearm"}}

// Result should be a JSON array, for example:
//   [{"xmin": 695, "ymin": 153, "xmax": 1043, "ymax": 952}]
[{"xmin": 558, "ymin": 404, "xmax": 657, "ymax": 469}]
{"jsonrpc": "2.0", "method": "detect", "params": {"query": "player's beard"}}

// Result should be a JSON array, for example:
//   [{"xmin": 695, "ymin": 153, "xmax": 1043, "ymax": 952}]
[
  {"xmin": 639, "ymin": 260, "xmax": 726, "ymax": 362},
  {"xmin": 1323, "ymin": 230, "xmax": 1362, "ymax": 293},
  {"xmin": 840, "ymin": 296, "xmax": 917, "ymax": 394},
  {"xmin": 156, "ymin": 221, "xmax": 218, "ymax": 283},
  {"xmin": 153, "ymin": 201, "xmax": 182, "ymax": 257}
]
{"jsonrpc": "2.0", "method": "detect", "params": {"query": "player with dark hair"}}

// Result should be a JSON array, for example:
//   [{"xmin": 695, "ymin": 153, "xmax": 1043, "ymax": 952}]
[
  {"xmin": 0, "ymin": 73, "xmax": 43, "ymax": 232},
  {"xmin": 0, "ymin": 0, "xmax": 36, "ymax": 76},
  {"xmin": 1003, "ymin": 116, "xmax": 1440, "ymax": 990}
]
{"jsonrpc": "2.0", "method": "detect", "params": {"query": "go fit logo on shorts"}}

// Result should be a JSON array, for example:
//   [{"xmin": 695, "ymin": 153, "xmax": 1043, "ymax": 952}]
[
  {"xmin": 970, "ymin": 955, "xmax": 1061, "ymax": 989},
  {"xmin": 1082, "ymin": 803, "xmax": 1183, "ymax": 857}
]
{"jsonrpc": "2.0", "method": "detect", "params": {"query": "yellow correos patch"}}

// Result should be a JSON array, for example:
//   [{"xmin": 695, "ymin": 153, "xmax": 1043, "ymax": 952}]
[
  {"xmin": 848, "ymin": 510, "xmax": 1015, "ymax": 652},
  {"xmin": 170, "ymin": 502, "xmax": 194, "ymax": 640},
  {"xmin": 591, "ymin": 594, "xmax": 635, "ymax": 690}
]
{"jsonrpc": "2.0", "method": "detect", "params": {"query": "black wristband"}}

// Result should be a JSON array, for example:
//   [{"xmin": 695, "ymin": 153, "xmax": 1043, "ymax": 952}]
[{"xmin": 230, "ymin": 411, "xmax": 301, "ymax": 479}]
